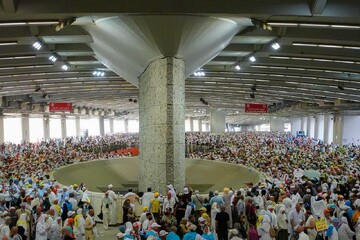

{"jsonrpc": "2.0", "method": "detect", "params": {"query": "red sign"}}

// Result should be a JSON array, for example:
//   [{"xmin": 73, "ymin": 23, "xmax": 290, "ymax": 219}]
[
  {"xmin": 49, "ymin": 102, "xmax": 72, "ymax": 112},
  {"xmin": 245, "ymin": 103, "xmax": 268, "ymax": 113}
]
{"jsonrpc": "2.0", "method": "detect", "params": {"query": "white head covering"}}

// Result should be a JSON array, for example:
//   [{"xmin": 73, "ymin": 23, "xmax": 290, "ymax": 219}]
[
  {"xmin": 260, "ymin": 215, "xmax": 271, "ymax": 232},
  {"xmin": 341, "ymin": 217, "xmax": 348, "ymax": 224},
  {"xmin": 108, "ymin": 184, "xmax": 113, "ymax": 189}
]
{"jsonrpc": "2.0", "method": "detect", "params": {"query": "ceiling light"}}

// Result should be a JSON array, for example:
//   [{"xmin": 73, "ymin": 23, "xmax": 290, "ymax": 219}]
[
  {"xmin": 299, "ymin": 23, "xmax": 330, "ymax": 27},
  {"xmin": 330, "ymin": 25, "xmax": 360, "ymax": 29},
  {"xmin": 61, "ymin": 64, "xmax": 69, "ymax": 71},
  {"xmin": 269, "ymin": 56, "xmax": 290, "ymax": 59},
  {"xmin": 250, "ymin": 92, "xmax": 255, "ymax": 98},
  {"xmin": 0, "ymin": 22, "xmax": 26, "ymax": 26},
  {"xmin": 235, "ymin": 65, "xmax": 241, "ymax": 70},
  {"xmin": 271, "ymin": 42, "xmax": 280, "ymax": 50},
  {"xmin": 42, "ymin": 93, "xmax": 48, "ymax": 99},
  {"xmin": 0, "ymin": 41, "xmax": 17, "ymax": 46},
  {"xmin": 194, "ymin": 70, "xmax": 205, "ymax": 77},
  {"xmin": 249, "ymin": 56, "xmax": 256, "ymax": 62},
  {"xmin": 250, "ymin": 85, "xmax": 257, "ymax": 92},
  {"xmin": 49, "ymin": 55, "xmax": 57, "ymax": 62},
  {"xmin": 27, "ymin": 21, "xmax": 58, "ymax": 25},
  {"xmin": 32, "ymin": 41, "xmax": 42, "ymax": 50},
  {"xmin": 268, "ymin": 22, "xmax": 298, "ymax": 27},
  {"xmin": 93, "ymin": 70, "xmax": 105, "ymax": 77}
]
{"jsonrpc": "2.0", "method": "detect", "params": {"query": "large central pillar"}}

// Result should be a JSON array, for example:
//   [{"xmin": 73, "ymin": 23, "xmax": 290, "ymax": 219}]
[
  {"xmin": 139, "ymin": 57, "xmax": 185, "ymax": 193},
  {"xmin": 21, "ymin": 114, "xmax": 30, "ymax": 142},
  {"xmin": 210, "ymin": 108, "xmax": 226, "ymax": 133}
]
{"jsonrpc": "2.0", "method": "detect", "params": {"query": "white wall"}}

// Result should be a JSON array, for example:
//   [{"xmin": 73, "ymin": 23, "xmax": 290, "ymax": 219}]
[{"xmin": 342, "ymin": 115, "xmax": 360, "ymax": 145}]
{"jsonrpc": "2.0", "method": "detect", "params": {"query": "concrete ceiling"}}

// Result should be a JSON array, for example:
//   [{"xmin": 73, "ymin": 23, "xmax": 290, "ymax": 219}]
[{"xmin": 0, "ymin": 0, "xmax": 359, "ymax": 124}]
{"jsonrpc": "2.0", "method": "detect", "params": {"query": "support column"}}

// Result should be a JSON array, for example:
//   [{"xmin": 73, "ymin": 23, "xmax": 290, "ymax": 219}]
[
  {"xmin": 43, "ymin": 115, "xmax": 50, "ymax": 140},
  {"xmin": 333, "ymin": 113, "xmax": 344, "ymax": 145},
  {"xmin": 323, "ymin": 114, "xmax": 330, "ymax": 143},
  {"xmin": 316, "ymin": 115, "xmax": 325, "ymax": 141},
  {"xmin": 270, "ymin": 117, "xmax": 284, "ymax": 131},
  {"xmin": 109, "ymin": 118, "xmax": 114, "ymax": 134},
  {"xmin": 99, "ymin": 116, "xmax": 105, "ymax": 136},
  {"xmin": 198, "ymin": 119, "xmax": 203, "ymax": 132},
  {"xmin": 21, "ymin": 114, "xmax": 30, "ymax": 142},
  {"xmin": 301, "ymin": 116, "xmax": 308, "ymax": 135},
  {"xmin": 75, "ymin": 116, "xmax": 81, "ymax": 138},
  {"xmin": 210, "ymin": 108, "xmax": 226, "ymax": 133},
  {"xmin": 61, "ymin": 115, "xmax": 67, "ymax": 139},
  {"xmin": 139, "ymin": 57, "xmax": 185, "ymax": 193},
  {"xmin": 189, "ymin": 117, "xmax": 194, "ymax": 132},
  {"xmin": 0, "ymin": 115, "xmax": 4, "ymax": 144},
  {"xmin": 306, "ymin": 116, "xmax": 312, "ymax": 137},
  {"xmin": 124, "ymin": 119, "xmax": 129, "ymax": 133}
]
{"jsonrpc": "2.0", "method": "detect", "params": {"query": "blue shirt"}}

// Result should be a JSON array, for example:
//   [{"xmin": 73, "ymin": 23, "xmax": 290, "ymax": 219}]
[
  {"xmin": 145, "ymin": 230, "xmax": 160, "ymax": 240},
  {"xmin": 166, "ymin": 232, "xmax": 181, "ymax": 240},
  {"xmin": 183, "ymin": 231, "xmax": 199, "ymax": 240},
  {"xmin": 202, "ymin": 233, "xmax": 215, "ymax": 240}
]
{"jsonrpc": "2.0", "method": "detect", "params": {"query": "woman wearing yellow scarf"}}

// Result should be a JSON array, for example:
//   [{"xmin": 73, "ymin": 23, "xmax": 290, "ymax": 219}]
[
  {"xmin": 16, "ymin": 213, "xmax": 29, "ymax": 239},
  {"xmin": 74, "ymin": 208, "xmax": 86, "ymax": 240}
]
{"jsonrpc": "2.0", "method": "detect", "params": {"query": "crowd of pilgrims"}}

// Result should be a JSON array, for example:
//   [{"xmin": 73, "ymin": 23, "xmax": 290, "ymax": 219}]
[{"xmin": 0, "ymin": 131, "xmax": 359, "ymax": 240}]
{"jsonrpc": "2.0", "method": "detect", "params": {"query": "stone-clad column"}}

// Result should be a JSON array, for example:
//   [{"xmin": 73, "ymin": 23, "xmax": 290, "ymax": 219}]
[
  {"xmin": 333, "ymin": 113, "xmax": 344, "ymax": 145},
  {"xmin": 198, "ymin": 119, "xmax": 203, "ymax": 132},
  {"xmin": 0, "ymin": 115, "xmax": 4, "ymax": 143},
  {"xmin": 109, "ymin": 118, "xmax": 114, "ymax": 134},
  {"xmin": 124, "ymin": 119, "xmax": 129, "ymax": 133},
  {"xmin": 75, "ymin": 116, "xmax": 81, "ymax": 138},
  {"xmin": 43, "ymin": 115, "xmax": 50, "ymax": 140},
  {"xmin": 139, "ymin": 57, "xmax": 185, "ymax": 193}
]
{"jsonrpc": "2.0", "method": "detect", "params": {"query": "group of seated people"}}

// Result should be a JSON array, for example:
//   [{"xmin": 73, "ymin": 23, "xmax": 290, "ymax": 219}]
[{"xmin": 0, "ymin": 131, "xmax": 359, "ymax": 240}]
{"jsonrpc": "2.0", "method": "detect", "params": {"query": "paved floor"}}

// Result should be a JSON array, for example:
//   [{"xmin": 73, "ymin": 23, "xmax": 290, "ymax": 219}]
[{"xmin": 96, "ymin": 223, "xmax": 120, "ymax": 239}]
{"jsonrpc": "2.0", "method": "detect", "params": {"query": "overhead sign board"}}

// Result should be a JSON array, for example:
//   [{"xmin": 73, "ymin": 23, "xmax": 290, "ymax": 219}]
[
  {"xmin": 49, "ymin": 102, "xmax": 72, "ymax": 112},
  {"xmin": 245, "ymin": 103, "xmax": 268, "ymax": 113}
]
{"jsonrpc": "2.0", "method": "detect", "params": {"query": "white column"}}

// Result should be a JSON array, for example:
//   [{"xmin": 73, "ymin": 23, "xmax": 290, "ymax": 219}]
[
  {"xmin": 0, "ymin": 115, "xmax": 4, "ymax": 144},
  {"xmin": 290, "ymin": 117, "xmax": 301, "ymax": 136},
  {"xmin": 21, "ymin": 114, "xmax": 30, "ymax": 142},
  {"xmin": 189, "ymin": 117, "xmax": 194, "ymax": 132},
  {"xmin": 61, "ymin": 115, "xmax": 67, "ymax": 139},
  {"xmin": 198, "ymin": 119, "xmax": 203, "ymax": 132},
  {"xmin": 323, "ymin": 114, "xmax": 330, "ymax": 143},
  {"xmin": 43, "ymin": 115, "xmax": 50, "ymax": 140},
  {"xmin": 210, "ymin": 108, "xmax": 226, "ymax": 133},
  {"xmin": 139, "ymin": 57, "xmax": 185, "ymax": 193},
  {"xmin": 270, "ymin": 117, "xmax": 284, "ymax": 131},
  {"xmin": 75, "ymin": 116, "xmax": 81, "ymax": 138},
  {"xmin": 306, "ymin": 116, "xmax": 312, "ymax": 137},
  {"xmin": 316, "ymin": 115, "xmax": 325, "ymax": 141},
  {"xmin": 301, "ymin": 116, "xmax": 308, "ymax": 134},
  {"xmin": 124, "ymin": 119, "xmax": 129, "ymax": 133},
  {"xmin": 109, "ymin": 118, "xmax": 114, "ymax": 134},
  {"xmin": 99, "ymin": 116, "xmax": 105, "ymax": 136},
  {"xmin": 333, "ymin": 113, "xmax": 344, "ymax": 145}
]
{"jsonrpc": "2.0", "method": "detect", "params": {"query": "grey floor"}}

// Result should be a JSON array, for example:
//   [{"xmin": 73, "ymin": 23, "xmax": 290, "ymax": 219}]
[{"xmin": 96, "ymin": 223, "xmax": 120, "ymax": 239}]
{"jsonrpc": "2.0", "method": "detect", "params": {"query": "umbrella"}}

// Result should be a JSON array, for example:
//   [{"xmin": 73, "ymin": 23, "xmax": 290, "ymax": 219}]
[{"xmin": 304, "ymin": 169, "xmax": 321, "ymax": 178}]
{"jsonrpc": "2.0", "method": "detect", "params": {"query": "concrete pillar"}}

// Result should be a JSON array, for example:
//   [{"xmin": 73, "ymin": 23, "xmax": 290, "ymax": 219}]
[
  {"xmin": 21, "ymin": 114, "xmax": 30, "ymax": 142},
  {"xmin": 306, "ymin": 116, "xmax": 312, "ymax": 137},
  {"xmin": 75, "ymin": 116, "xmax": 81, "ymax": 138},
  {"xmin": 189, "ymin": 117, "xmax": 194, "ymax": 132},
  {"xmin": 139, "ymin": 57, "xmax": 185, "ymax": 193},
  {"xmin": 124, "ymin": 119, "xmax": 129, "ymax": 133},
  {"xmin": 270, "ymin": 117, "xmax": 284, "ymax": 131},
  {"xmin": 333, "ymin": 113, "xmax": 344, "ymax": 145},
  {"xmin": 323, "ymin": 114, "xmax": 330, "ymax": 143},
  {"xmin": 316, "ymin": 115, "xmax": 325, "ymax": 141},
  {"xmin": 210, "ymin": 108, "xmax": 226, "ymax": 133},
  {"xmin": 99, "ymin": 116, "xmax": 105, "ymax": 136},
  {"xmin": 0, "ymin": 115, "xmax": 4, "ymax": 144},
  {"xmin": 198, "ymin": 119, "xmax": 203, "ymax": 132},
  {"xmin": 109, "ymin": 118, "xmax": 114, "ymax": 134},
  {"xmin": 301, "ymin": 117, "xmax": 308, "ymax": 135},
  {"xmin": 43, "ymin": 115, "xmax": 50, "ymax": 140},
  {"xmin": 290, "ymin": 117, "xmax": 301, "ymax": 136},
  {"xmin": 61, "ymin": 115, "xmax": 67, "ymax": 139}
]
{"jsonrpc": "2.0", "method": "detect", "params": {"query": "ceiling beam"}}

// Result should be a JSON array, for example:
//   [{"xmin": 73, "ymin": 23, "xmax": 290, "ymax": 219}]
[
  {"xmin": 311, "ymin": 0, "xmax": 328, "ymax": 15},
  {"xmin": 1, "ymin": 0, "xmax": 16, "ymax": 13}
]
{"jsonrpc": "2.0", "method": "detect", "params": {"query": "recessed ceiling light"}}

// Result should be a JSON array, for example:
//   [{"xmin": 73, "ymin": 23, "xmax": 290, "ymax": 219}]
[
  {"xmin": 62, "ymin": 64, "xmax": 69, "ymax": 71},
  {"xmin": 249, "ymin": 56, "xmax": 256, "ymax": 62},
  {"xmin": 0, "ymin": 41, "xmax": 18, "ymax": 46},
  {"xmin": 271, "ymin": 42, "xmax": 280, "ymax": 50},
  {"xmin": 235, "ymin": 65, "xmax": 241, "ymax": 70},
  {"xmin": 32, "ymin": 41, "xmax": 42, "ymax": 50}
]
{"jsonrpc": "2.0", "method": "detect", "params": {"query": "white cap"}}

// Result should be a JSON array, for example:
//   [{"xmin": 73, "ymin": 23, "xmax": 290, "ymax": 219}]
[
  {"xmin": 306, "ymin": 189, "xmax": 311, "ymax": 193},
  {"xmin": 67, "ymin": 211, "xmax": 75, "ymax": 217},
  {"xmin": 108, "ymin": 184, "xmax": 113, "ymax": 189},
  {"xmin": 159, "ymin": 230, "xmax": 168, "ymax": 236},
  {"xmin": 151, "ymin": 222, "xmax": 161, "ymax": 228}
]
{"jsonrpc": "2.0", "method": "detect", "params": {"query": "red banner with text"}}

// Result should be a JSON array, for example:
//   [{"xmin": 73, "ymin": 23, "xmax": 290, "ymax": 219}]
[
  {"xmin": 49, "ymin": 102, "xmax": 73, "ymax": 112},
  {"xmin": 245, "ymin": 103, "xmax": 268, "ymax": 113}
]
